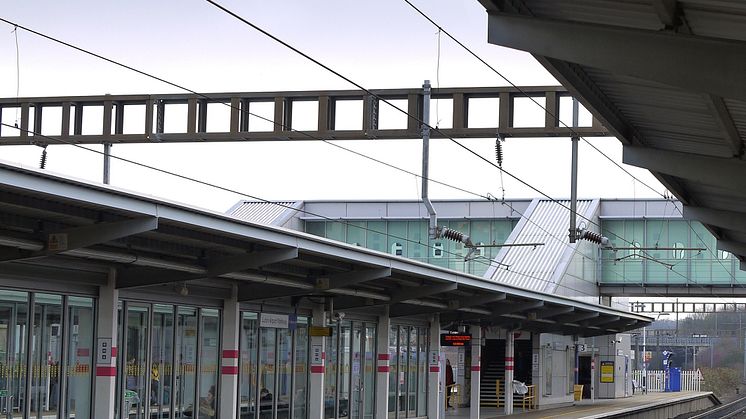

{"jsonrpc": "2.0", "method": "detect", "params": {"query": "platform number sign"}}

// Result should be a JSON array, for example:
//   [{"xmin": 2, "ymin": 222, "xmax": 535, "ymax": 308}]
[{"xmin": 97, "ymin": 338, "xmax": 113, "ymax": 365}]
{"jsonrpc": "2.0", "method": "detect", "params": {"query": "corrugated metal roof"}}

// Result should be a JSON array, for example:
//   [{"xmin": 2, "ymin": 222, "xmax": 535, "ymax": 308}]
[
  {"xmin": 227, "ymin": 200, "xmax": 302, "ymax": 226},
  {"xmin": 487, "ymin": 199, "xmax": 597, "ymax": 294}
]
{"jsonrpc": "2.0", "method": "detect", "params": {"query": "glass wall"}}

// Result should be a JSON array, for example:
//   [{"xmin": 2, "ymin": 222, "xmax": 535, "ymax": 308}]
[
  {"xmin": 116, "ymin": 302, "xmax": 219, "ymax": 419},
  {"xmin": 0, "ymin": 290, "xmax": 95, "ymax": 419},
  {"xmin": 601, "ymin": 219, "xmax": 746, "ymax": 286},
  {"xmin": 238, "ymin": 312, "xmax": 309, "ymax": 419},
  {"xmin": 305, "ymin": 219, "xmax": 517, "ymax": 276},
  {"xmin": 388, "ymin": 325, "xmax": 427, "ymax": 419},
  {"xmin": 323, "ymin": 320, "xmax": 376, "ymax": 419}
]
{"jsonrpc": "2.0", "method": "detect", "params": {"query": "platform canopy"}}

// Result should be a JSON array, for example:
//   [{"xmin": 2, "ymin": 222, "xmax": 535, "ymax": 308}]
[
  {"xmin": 479, "ymin": 0, "xmax": 746, "ymax": 270},
  {"xmin": 0, "ymin": 162, "xmax": 649, "ymax": 337}
]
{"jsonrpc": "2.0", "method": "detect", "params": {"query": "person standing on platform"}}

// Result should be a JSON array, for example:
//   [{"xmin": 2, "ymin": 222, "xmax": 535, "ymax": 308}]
[{"xmin": 446, "ymin": 359, "xmax": 455, "ymax": 409}]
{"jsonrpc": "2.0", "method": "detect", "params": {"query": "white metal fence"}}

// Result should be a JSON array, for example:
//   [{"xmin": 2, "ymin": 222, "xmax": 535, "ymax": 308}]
[{"xmin": 632, "ymin": 370, "xmax": 703, "ymax": 392}]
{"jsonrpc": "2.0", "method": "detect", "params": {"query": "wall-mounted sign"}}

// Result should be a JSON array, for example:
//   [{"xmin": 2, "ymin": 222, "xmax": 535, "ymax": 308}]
[
  {"xmin": 309, "ymin": 326, "xmax": 333, "ymax": 337},
  {"xmin": 429, "ymin": 351, "xmax": 439, "ymax": 367},
  {"xmin": 440, "ymin": 333, "xmax": 471, "ymax": 347},
  {"xmin": 311, "ymin": 344, "xmax": 323, "ymax": 365},
  {"xmin": 600, "ymin": 361, "xmax": 615, "ymax": 383},
  {"xmin": 96, "ymin": 338, "xmax": 113, "ymax": 365},
  {"xmin": 260, "ymin": 313, "xmax": 289, "ymax": 329}
]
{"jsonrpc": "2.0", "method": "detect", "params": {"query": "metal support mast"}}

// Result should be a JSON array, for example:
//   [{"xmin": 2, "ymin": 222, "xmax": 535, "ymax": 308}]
[
  {"xmin": 421, "ymin": 80, "xmax": 438, "ymax": 239},
  {"xmin": 569, "ymin": 97, "xmax": 580, "ymax": 243}
]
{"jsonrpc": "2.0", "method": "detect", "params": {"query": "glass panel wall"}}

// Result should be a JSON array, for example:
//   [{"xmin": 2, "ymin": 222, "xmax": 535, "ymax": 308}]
[
  {"xmin": 66, "ymin": 296, "xmax": 94, "ymax": 419},
  {"xmin": 123, "ymin": 305, "xmax": 149, "ymax": 419},
  {"xmin": 30, "ymin": 293, "xmax": 62, "ymax": 419},
  {"xmin": 294, "ymin": 318, "xmax": 308, "ymax": 419},
  {"xmin": 239, "ymin": 313, "xmax": 258, "ymax": 417},
  {"xmin": 0, "ymin": 290, "xmax": 95, "ymax": 419},
  {"xmin": 338, "ymin": 323, "xmax": 351, "ymax": 418},
  {"xmin": 151, "ymin": 304, "xmax": 174, "ymax": 419},
  {"xmin": 238, "ymin": 313, "xmax": 310, "ymax": 419},
  {"xmin": 259, "ymin": 327, "xmax": 276, "ymax": 417},
  {"xmin": 363, "ymin": 326, "xmax": 375, "ymax": 419},
  {"xmin": 324, "ymin": 326, "xmax": 337, "ymax": 419},
  {"xmin": 176, "ymin": 307, "xmax": 198, "ymax": 418},
  {"xmin": 601, "ymin": 219, "xmax": 746, "ymax": 286},
  {"xmin": 115, "ymin": 303, "xmax": 219, "ymax": 419},
  {"xmin": 277, "ymin": 328, "xmax": 293, "ymax": 417},
  {"xmin": 389, "ymin": 325, "xmax": 428, "ymax": 418},
  {"xmin": 305, "ymin": 219, "xmax": 516, "ymax": 276},
  {"xmin": 318, "ymin": 320, "xmax": 376, "ymax": 419},
  {"xmin": 198, "ymin": 309, "xmax": 219, "ymax": 419}
]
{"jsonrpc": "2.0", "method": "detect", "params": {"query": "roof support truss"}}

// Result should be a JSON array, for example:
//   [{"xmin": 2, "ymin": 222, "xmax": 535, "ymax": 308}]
[
  {"xmin": 623, "ymin": 146, "xmax": 746, "ymax": 191},
  {"xmin": 0, "ymin": 217, "xmax": 158, "ymax": 263},
  {"xmin": 486, "ymin": 11, "xmax": 746, "ymax": 100},
  {"xmin": 237, "ymin": 267, "xmax": 391, "ymax": 302},
  {"xmin": 117, "ymin": 247, "xmax": 299, "ymax": 289}
]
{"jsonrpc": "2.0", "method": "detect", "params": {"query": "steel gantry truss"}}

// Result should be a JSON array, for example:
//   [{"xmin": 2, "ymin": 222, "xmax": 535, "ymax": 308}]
[{"xmin": 0, "ymin": 86, "xmax": 609, "ymax": 145}]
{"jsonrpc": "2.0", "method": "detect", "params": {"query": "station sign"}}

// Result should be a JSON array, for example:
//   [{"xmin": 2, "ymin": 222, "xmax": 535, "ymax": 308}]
[
  {"xmin": 259, "ymin": 313, "xmax": 296, "ymax": 329},
  {"xmin": 440, "ymin": 333, "xmax": 471, "ymax": 347},
  {"xmin": 600, "ymin": 361, "xmax": 615, "ymax": 383},
  {"xmin": 309, "ymin": 326, "xmax": 333, "ymax": 337}
]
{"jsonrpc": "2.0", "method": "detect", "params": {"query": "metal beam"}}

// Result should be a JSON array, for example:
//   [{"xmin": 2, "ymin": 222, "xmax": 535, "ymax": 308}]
[
  {"xmin": 561, "ymin": 311, "xmax": 600, "ymax": 323},
  {"xmin": 388, "ymin": 292, "xmax": 507, "ymax": 318},
  {"xmin": 0, "ymin": 217, "xmax": 158, "ymax": 262},
  {"xmin": 718, "ymin": 240, "xmax": 746, "ymax": 259},
  {"xmin": 683, "ymin": 206, "xmax": 746, "ymax": 234},
  {"xmin": 600, "ymin": 285, "xmax": 746, "ymax": 297},
  {"xmin": 582, "ymin": 315, "xmax": 620, "ymax": 327},
  {"xmin": 392, "ymin": 282, "xmax": 458, "ymax": 304},
  {"xmin": 237, "ymin": 267, "xmax": 389, "ymax": 302},
  {"xmin": 652, "ymin": 0, "xmax": 681, "ymax": 29},
  {"xmin": 236, "ymin": 283, "xmax": 313, "ymax": 302},
  {"xmin": 322, "ymin": 267, "xmax": 391, "ymax": 290},
  {"xmin": 491, "ymin": 301, "xmax": 545, "ymax": 316},
  {"xmin": 116, "ymin": 247, "xmax": 299, "ymax": 289},
  {"xmin": 704, "ymin": 94, "xmax": 743, "ymax": 157},
  {"xmin": 535, "ymin": 306, "xmax": 575, "ymax": 320},
  {"xmin": 623, "ymin": 146, "xmax": 746, "ymax": 191},
  {"xmin": 0, "ymin": 86, "xmax": 610, "ymax": 145},
  {"xmin": 486, "ymin": 12, "xmax": 746, "ymax": 100}
]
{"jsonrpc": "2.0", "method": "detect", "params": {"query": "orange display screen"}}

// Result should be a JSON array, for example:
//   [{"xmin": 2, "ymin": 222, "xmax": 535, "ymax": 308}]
[{"xmin": 440, "ymin": 333, "xmax": 472, "ymax": 346}]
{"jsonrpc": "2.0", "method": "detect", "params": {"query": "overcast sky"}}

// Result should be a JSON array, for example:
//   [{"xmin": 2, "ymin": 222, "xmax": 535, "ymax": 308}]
[{"xmin": 0, "ymin": 0, "xmax": 665, "ymax": 213}]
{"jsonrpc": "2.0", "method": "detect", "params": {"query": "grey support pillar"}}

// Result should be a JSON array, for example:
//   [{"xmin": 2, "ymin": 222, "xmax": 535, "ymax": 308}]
[
  {"xmin": 375, "ymin": 307, "xmax": 391, "ymax": 419},
  {"xmin": 505, "ymin": 329, "xmax": 515, "ymax": 415},
  {"xmin": 94, "ymin": 268, "xmax": 119, "ymax": 419},
  {"xmin": 470, "ymin": 325, "xmax": 482, "ymax": 419}
]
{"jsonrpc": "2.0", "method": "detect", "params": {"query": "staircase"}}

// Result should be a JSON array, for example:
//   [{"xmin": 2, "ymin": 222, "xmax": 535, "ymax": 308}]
[
  {"xmin": 479, "ymin": 339, "xmax": 533, "ymax": 409},
  {"xmin": 479, "ymin": 360, "xmax": 504, "ymax": 406}
]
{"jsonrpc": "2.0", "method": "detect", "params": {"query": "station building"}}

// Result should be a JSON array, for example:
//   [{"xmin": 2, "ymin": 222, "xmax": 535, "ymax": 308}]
[{"xmin": 16, "ymin": 161, "xmax": 731, "ymax": 418}]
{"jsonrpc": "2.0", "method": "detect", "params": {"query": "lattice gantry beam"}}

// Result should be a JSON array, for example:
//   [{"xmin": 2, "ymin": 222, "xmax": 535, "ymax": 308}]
[{"xmin": 0, "ymin": 86, "xmax": 609, "ymax": 145}]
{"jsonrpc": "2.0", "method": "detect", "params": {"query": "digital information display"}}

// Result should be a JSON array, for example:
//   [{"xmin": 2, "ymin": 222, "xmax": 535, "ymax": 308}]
[{"xmin": 440, "ymin": 333, "xmax": 472, "ymax": 346}]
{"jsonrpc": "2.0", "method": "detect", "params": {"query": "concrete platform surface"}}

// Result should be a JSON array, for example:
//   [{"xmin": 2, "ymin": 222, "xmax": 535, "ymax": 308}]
[{"xmin": 444, "ymin": 391, "xmax": 714, "ymax": 419}]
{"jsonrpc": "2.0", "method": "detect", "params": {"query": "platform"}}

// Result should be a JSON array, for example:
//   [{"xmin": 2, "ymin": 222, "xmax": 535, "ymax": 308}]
[{"xmin": 445, "ymin": 391, "xmax": 717, "ymax": 419}]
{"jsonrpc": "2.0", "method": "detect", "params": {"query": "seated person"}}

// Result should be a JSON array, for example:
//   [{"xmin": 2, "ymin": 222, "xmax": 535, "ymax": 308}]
[
  {"xmin": 199, "ymin": 385, "xmax": 216, "ymax": 419},
  {"xmin": 260, "ymin": 387, "xmax": 273, "ymax": 402}
]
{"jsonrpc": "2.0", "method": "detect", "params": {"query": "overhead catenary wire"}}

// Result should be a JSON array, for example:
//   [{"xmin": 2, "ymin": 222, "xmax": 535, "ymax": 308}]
[
  {"xmin": 399, "ymin": 0, "xmax": 744, "ymax": 301},
  {"xmin": 0, "ymin": 16, "xmax": 699, "ymax": 303},
  {"xmin": 0, "ymin": 18, "xmax": 620, "ymax": 298},
  {"xmin": 201, "ymin": 0, "xmax": 677, "ymax": 269},
  {"xmin": 1, "ymin": 121, "xmax": 609, "ymax": 299},
  {"xmin": 400, "ymin": 0, "xmax": 665, "ymax": 200},
  {"xmin": 0, "ymin": 15, "xmax": 686, "ymax": 303},
  {"xmin": 0, "ymin": 14, "xmax": 650, "ymax": 263}
]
